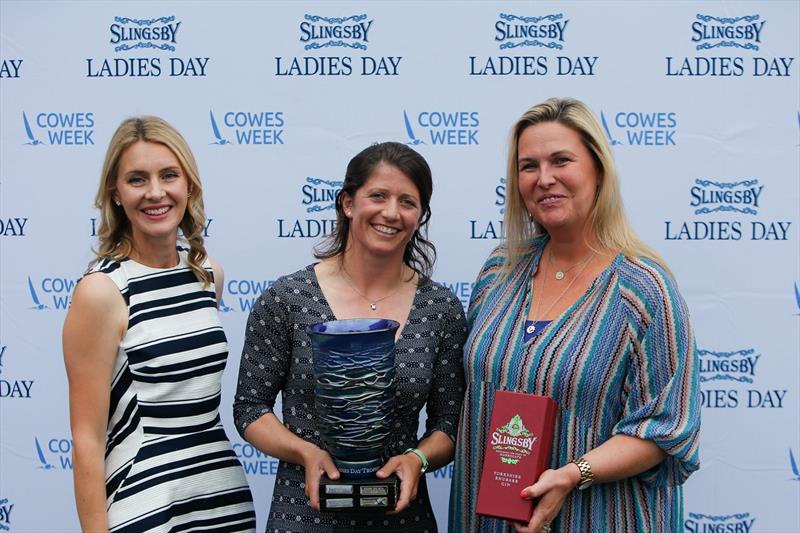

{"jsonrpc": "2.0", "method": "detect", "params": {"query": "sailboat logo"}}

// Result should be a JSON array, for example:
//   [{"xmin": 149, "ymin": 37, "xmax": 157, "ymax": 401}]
[
  {"xmin": 28, "ymin": 277, "xmax": 49, "ymax": 310},
  {"xmin": 22, "ymin": 112, "xmax": 43, "ymax": 145},
  {"xmin": 209, "ymin": 110, "xmax": 230, "ymax": 145},
  {"xmin": 218, "ymin": 297, "xmax": 234, "ymax": 313},
  {"xmin": 403, "ymin": 110, "xmax": 425, "ymax": 145},
  {"xmin": 600, "ymin": 111, "xmax": 622, "ymax": 146},
  {"xmin": 34, "ymin": 437, "xmax": 55, "ymax": 470}
]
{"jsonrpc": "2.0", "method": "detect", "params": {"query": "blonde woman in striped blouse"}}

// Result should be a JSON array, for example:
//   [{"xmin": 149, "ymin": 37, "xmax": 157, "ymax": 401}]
[{"xmin": 449, "ymin": 98, "xmax": 700, "ymax": 533}]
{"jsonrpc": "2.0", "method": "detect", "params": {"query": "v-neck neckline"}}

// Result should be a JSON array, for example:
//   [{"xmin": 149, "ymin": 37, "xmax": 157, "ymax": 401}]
[{"xmin": 308, "ymin": 263, "xmax": 428, "ymax": 342}]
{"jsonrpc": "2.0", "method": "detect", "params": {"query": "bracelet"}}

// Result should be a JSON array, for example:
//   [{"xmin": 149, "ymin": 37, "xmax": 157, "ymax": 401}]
[
  {"xmin": 571, "ymin": 456, "xmax": 594, "ymax": 490},
  {"xmin": 404, "ymin": 448, "xmax": 429, "ymax": 473}
]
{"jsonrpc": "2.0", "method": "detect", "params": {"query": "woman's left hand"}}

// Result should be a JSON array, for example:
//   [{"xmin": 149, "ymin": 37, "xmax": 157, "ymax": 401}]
[
  {"xmin": 376, "ymin": 453, "xmax": 424, "ymax": 513},
  {"xmin": 514, "ymin": 465, "xmax": 579, "ymax": 533}
]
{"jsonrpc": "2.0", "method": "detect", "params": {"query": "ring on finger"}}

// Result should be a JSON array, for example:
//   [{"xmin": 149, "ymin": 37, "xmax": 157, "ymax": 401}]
[{"xmin": 542, "ymin": 524, "xmax": 552, "ymax": 533}]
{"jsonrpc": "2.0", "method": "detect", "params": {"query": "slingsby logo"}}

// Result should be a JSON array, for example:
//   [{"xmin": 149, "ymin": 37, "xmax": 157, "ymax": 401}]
[
  {"xmin": 600, "ymin": 111, "xmax": 677, "ymax": 147},
  {"xmin": 664, "ymin": 179, "xmax": 792, "ymax": 241},
  {"xmin": 110, "ymin": 16, "xmax": 180, "ymax": 52},
  {"xmin": 699, "ymin": 347, "xmax": 787, "ymax": 409},
  {"xmin": 471, "ymin": 11, "xmax": 596, "ymax": 76},
  {"xmin": 87, "ymin": 16, "xmax": 209, "ymax": 77},
  {"xmin": 402, "ymin": 110, "xmax": 479, "ymax": 146},
  {"xmin": 300, "ymin": 14, "xmax": 371, "ymax": 50},
  {"xmin": 684, "ymin": 512, "xmax": 755, "ymax": 533},
  {"xmin": 666, "ymin": 13, "xmax": 795, "ymax": 77},
  {"xmin": 275, "ymin": 13, "xmax": 401, "ymax": 76},
  {"xmin": 699, "ymin": 349, "xmax": 760, "ymax": 384},
  {"xmin": 491, "ymin": 415, "xmax": 536, "ymax": 465},
  {"xmin": 34, "ymin": 437, "xmax": 73, "ymax": 470},
  {"xmin": 495, "ymin": 13, "xmax": 567, "ymax": 50},
  {"xmin": 692, "ymin": 15, "xmax": 763, "ymax": 51},
  {"xmin": 469, "ymin": 176, "xmax": 505, "ymax": 240},
  {"xmin": 26, "ymin": 276, "xmax": 78, "ymax": 310},
  {"xmin": 0, "ymin": 497, "xmax": 12, "ymax": 531},
  {"xmin": 0, "ymin": 344, "xmax": 35, "ymax": 399},
  {"xmin": 0, "ymin": 58, "xmax": 23, "ymax": 78},
  {"xmin": 691, "ymin": 179, "xmax": 762, "ymax": 215},
  {"xmin": 276, "ymin": 176, "xmax": 341, "ymax": 238},
  {"xmin": 208, "ymin": 110, "xmax": 285, "ymax": 146},
  {"xmin": 21, "ymin": 111, "xmax": 94, "ymax": 146}
]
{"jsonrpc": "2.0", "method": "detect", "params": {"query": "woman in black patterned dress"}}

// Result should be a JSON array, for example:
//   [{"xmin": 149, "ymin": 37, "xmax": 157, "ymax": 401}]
[{"xmin": 234, "ymin": 142, "xmax": 467, "ymax": 532}]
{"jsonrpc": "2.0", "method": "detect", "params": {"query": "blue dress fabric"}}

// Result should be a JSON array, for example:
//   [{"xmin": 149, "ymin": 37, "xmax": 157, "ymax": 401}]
[{"xmin": 449, "ymin": 237, "xmax": 701, "ymax": 532}]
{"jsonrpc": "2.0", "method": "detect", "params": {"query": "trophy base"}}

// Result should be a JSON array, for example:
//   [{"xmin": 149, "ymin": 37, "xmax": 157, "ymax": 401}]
[{"xmin": 319, "ymin": 474, "xmax": 399, "ymax": 511}]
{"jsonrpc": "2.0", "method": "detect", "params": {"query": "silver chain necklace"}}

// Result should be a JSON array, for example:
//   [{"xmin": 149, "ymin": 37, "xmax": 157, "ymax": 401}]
[
  {"xmin": 340, "ymin": 265, "xmax": 406, "ymax": 311},
  {"xmin": 548, "ymin": 248, "xmax": 595, "ymax": 280},
  {"xmin": 528, "ymin": 250, "xmax": 596, "ymax": 336}
]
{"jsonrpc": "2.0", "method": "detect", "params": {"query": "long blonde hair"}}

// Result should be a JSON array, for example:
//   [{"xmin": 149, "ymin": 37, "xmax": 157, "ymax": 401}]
[
  {"xmin": 93, "ymin": 116, "xmax": 211, "ymax": 285},
  {"xmin": 503, "ymin": 97, "xmax": 667, "ymax": 275}
]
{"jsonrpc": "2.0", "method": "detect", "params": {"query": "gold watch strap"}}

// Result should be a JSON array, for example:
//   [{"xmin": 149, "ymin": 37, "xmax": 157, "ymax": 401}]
[{"xmin": 571, "ymin": 456, "xmax": 594, "ymax": 490}]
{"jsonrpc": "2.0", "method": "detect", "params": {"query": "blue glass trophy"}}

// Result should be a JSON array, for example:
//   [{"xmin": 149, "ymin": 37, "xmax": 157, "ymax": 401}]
[{"xmin": 307, "ymin": 318, "xmax": 400, "ymax": 511}]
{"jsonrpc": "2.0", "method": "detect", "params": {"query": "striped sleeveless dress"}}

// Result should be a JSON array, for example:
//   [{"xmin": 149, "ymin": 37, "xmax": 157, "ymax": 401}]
[{"xmin": 89, "ymin": 251, "xmax": 255, "ymax": 532}]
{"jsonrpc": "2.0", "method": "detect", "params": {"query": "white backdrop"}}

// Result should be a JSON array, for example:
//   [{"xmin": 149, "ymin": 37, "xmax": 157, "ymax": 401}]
[{"xmin": 1, "ymin": 1, "xmax": 798, "ymax": 532}]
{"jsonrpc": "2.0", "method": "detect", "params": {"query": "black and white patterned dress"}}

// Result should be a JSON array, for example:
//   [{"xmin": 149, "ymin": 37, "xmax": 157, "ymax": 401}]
[
  {"xmin": 233, "ymin": 264, "xmax": 467, "ymax": 532},
  {"xmin": 90, "ymin": 251, "xmax": 256, "ymax": 532}
]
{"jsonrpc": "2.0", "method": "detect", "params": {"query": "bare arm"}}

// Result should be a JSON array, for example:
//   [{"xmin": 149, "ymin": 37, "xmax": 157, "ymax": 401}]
[
  {"xmin": 415, "ymin": 429, "xmax": 456, "ymax": 473},
  {"xmin": 376, "ymin": 429, "xmax": 455, "ymax": 513},
  {"xmin": 517, "ymin": 435, "xmax": 666, "ymax": 532},
  {"xmin": 234, "ymin": 281, "xmax": 338, "ymax": 511},
  {"xmin": 209, "ymin": 256, "xmax": 224, "ymax": 304},
  {"xmin": 243, "ymin": 413, "xmax": 339, "ymax": 511},
  {"xmin": 377, "ymin": 290, "xmax": 467, "ymax": 513},
  {"xmin": 63, "ymin": 273, "xmax": 127, "ymax": 533}
]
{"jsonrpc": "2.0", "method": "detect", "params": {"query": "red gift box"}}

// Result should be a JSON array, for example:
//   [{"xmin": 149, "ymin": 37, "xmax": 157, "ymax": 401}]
[{"xmin": 475, "ymin": 390, "xmax": 556, "ymax": 523}]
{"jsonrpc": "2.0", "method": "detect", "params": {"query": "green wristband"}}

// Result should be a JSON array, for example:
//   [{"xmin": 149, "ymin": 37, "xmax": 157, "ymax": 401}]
[{"xmin": 404, "ymin": 447, "xmax": 429, "ymax": 473}]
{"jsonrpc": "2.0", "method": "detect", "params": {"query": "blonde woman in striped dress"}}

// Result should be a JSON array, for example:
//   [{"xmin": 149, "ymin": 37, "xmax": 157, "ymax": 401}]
[
  {"xmin": 63, "ymin": 117, "xmax": 255, "ymax": 532},
  {"xmin": 449, "ymin": 98, "xmax": 700, "ymax": 533}
]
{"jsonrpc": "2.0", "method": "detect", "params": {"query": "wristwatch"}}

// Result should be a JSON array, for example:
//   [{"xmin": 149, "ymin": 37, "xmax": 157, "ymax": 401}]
[
  {"xmin": 571, "ymin": 457, "xmax": 594, "ymax": 490},
  {"xmin": 404, "ymin": 448, "xmax": 429, "ymax": 473}
]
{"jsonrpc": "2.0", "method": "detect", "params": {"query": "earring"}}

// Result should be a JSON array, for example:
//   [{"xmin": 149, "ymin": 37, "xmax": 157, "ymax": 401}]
[{"xmin": 114, "ymin": 199, "xmax": 121, "ymax": 207}]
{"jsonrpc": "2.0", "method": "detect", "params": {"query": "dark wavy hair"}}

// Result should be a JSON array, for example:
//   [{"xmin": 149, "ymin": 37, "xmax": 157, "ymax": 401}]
[{"xmin": 314, "ymin": 142, "xmax": 436, "ymax": 278}]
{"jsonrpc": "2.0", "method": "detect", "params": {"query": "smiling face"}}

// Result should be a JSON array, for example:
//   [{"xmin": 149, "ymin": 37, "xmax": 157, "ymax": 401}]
[
  {"xmin": 114, "ymin": 141, "xmax": 190, "ymax": 251},
  {"xmin": 342, "ymin": 162, "xmax": 421, "ymax": 261},
  {"xmin": 516, "ymin": 121, "xmax": 600, "ymax": 237}
]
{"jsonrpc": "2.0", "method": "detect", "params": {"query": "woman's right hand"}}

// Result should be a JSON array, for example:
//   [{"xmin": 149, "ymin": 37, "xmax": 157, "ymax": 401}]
[{"xmin": 300, "ymin": 444, "xmax": 340, "ymax": 511}]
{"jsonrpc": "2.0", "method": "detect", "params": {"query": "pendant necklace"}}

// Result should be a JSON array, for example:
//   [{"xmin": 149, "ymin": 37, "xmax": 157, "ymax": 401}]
[
  {"xmin": 528, "ymin": 249, "xmax": 596, "ymax": 336},
  {"xmin": 549, "ymin": 248, "xmax": 595, "ymax": 280},
  {"xmin": 340, "ymin": 265, "xmax": 405, "ymax": 311}
]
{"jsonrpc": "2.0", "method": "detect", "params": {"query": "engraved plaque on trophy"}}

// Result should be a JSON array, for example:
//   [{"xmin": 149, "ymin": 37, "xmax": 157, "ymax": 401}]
[
  {"xmin": 476, "ymin": 390, "xmax": 556, "ymax": 522},
  {"xmin": 307, "ymin": 318, "xmax": 401, "ymax": 511}
]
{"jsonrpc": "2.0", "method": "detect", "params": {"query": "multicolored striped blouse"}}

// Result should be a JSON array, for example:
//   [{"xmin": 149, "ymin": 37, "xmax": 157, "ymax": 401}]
[{"xmin": 449, "ymin": 238, "xmax": 700, "ymax": 532}]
